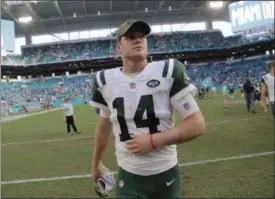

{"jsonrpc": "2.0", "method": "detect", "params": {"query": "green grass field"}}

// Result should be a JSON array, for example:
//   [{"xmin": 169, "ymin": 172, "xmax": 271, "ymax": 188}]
[{"xmin": 1, "ymin": 94, "xmax": 274, "ymax": 198}]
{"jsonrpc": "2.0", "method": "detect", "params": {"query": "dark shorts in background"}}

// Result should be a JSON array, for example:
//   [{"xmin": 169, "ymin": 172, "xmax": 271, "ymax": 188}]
[{"xmin": 269, "ymin": 102, "xmax": 274, "ymax": 119}]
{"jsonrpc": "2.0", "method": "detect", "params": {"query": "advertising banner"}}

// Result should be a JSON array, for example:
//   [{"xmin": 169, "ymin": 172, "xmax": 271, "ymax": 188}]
[{"xmin": 228, "ymin": 1, "xmax": 274, "ymax": 33}]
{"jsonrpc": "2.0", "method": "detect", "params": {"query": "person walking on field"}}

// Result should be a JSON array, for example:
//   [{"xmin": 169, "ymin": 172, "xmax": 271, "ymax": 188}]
[
  {"xmin": 260, "ymin": 60, "xmax": 275, "ymax": 118},
  {"xmin": 63, "ymin": 98, "xmax": 81, "ymax": 135}
]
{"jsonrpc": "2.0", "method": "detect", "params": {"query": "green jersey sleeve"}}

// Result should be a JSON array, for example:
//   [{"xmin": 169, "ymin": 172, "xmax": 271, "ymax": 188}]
[{"xmin": 169, "ymin": 59, "xmax": 195, "ymax": 99}]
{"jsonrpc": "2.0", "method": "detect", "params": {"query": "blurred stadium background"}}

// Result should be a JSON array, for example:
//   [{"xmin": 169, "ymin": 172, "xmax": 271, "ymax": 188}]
[{"xmin": 1, "ymin": 0, "xmax": 274, "ymax": 198}]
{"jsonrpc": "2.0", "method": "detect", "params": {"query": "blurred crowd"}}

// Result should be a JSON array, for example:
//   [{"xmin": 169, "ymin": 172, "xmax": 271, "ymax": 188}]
[
  {"xmin": 187, "ymin": 56, "xmax": 270, "ymax": 87},
  {"xmin": 1, "ymin": 29, "xmax": 274, "ymax": 66},
  {"xmin": 1, "ymin": 28, "xmax": 274, "ymax": 115},
  {"xmin": 0, "ymin": 75, "xmax": 93, "ymax": 115},
  {"xmin": 1, "ymin": 55, "xmax": 271, "ymax": 115}
]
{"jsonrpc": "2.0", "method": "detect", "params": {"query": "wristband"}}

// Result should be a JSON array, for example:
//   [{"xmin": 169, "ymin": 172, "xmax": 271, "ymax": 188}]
[{"xmin": 150, "ymin": 134, "xmax": 157, "ymax": 149}]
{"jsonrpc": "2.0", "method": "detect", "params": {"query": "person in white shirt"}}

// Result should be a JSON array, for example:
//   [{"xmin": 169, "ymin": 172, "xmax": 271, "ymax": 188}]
[
  {"xmin": 260, "ymin": 60, "xmax": 275, "ymax": 119},
  {"xmin": 63, "ymin": 98, "xmax": 81, "ymax": 135}
]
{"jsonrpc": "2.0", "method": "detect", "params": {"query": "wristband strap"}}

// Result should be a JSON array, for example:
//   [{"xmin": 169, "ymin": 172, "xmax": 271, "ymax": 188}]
[{"xmin": 150, "ymin": 134, "xmax": 157, "ymax": 148}]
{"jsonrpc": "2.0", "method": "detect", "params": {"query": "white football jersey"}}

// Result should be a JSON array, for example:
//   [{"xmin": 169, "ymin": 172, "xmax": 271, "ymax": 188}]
[
  {"xmin": 261, "ymin": 73, "xmax": 274, "ymax": 102},
  {"xmin": 90, "ymin": 59, "xmax": 196, "ymax": 176}
]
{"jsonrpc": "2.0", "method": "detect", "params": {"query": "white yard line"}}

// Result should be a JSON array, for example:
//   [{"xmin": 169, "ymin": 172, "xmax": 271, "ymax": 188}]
[
  {"xmin": 1, "ymin": 108, "xmax": 62, "ymax": 124},
  {"xmin": 2, "ymin": 115, "xmax": 270, "ymax": 132},
  {"xmin": 1, "ymin": 151, "xmax": 274, "ymax": 185},
  {"xmin": 1, "ymin": 136, "xmax": 94, "ymax": 146},
  {"xmin": 206, "ymin": 115, "xmax": 270, "ymax": 125},
  {"xmin": 1, "ymin": 116, "xmax": 272, "ymax": 146},
  {"xmin": 178, "ymin": 151, "xmax": 274, "ymax": 166}
]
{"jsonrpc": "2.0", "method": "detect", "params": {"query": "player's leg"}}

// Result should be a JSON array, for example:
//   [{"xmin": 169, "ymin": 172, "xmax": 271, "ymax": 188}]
[
  {"xmin": 71, "ymin": 116, "xmax": 80, "ymax": 134},
  {"xmin": 245, "ymin": 94, "xmax": 251, "ymax": 112},
  {"xmin": 230, "ymin": 91, "xmax": 233, "ymax": 99},
  {"xmin": 152, "ymin": 164, "xmax": 181, "ymax": 199},
  {"xmin": 269, "ymin": 102, "xmax": 275, "ymax": 119},
  {"xmin": 66, "ymin": 116, "xmax": 71, "ymax": 134},
  {"xmin": 223, "ymin": 93, "xmax": 229, "ymax": 110},
  {"xmin": 115, "ymin": 167, "xmax": 154, "ymax": 199},
  {"xmin": 250, "ymin": 93, "xmax": 255, "ymax": 113}
]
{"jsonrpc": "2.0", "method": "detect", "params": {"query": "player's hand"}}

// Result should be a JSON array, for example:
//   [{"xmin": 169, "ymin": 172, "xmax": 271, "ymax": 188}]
[
  {"xmin": 92, "ymin": 167, "xmax": 107, "ymax": 198},
  {"xmin": 126, "ymin": 134, "xmax": 155, "ymax": 155},
  {"xmin": 91, "ymin": 167, "xmax": 102, "ymax": 182}
]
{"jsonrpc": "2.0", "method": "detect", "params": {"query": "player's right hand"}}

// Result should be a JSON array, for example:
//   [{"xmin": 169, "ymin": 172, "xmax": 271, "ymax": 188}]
[
  {"xmin": 92, "ymin": 167, "xmax": 108, "ymax": 198},
  {"xmin": 91, "ymin": 167, "xmax": 102, "ymax": 182}
]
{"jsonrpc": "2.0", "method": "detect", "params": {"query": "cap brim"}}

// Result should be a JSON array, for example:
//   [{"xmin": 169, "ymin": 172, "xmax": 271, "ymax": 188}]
[{"xmin": 122, "ymin": 21, "xmax": 151, "ymax": 37}]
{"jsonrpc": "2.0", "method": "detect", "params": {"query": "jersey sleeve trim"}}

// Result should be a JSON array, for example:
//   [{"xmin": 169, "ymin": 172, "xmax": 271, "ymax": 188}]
[
  {"xmin": 99, "ymin": 109, "xmax": 111, "ymax": 118},
  {"xmin": 170, "ymin": 84, "xmax": 197, "ymax": 104},
  {"xmin": 169, "ymin": 59, "xmax": 193, "ymax": 98},
  {"xmin": 89, "ymin": 100, "xmax": 109, "ymax": 113},
  {"xmin": 90, "ymin": 72, "xmax": 109, "ymax": 110},
  {"xmin": 99, "ymin": 70, "xmax": 106, "ymax": 86},
  {"xmin": 162, "ymin": 60, "xmax": 169, "ymax": 77},
  {"xmin": 96, "ymin": 70, "xmax": 106, "ymax": 87},
  {"xmin": 261, "ymin": 75, "xmax": 267, "ymax": 84},
  {"xmin": 167, "ymin": 59, "xmax": 174, "ymax": 77}
]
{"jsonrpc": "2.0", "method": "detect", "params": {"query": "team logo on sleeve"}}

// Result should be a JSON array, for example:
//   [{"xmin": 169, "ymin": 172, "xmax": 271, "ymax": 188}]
[
  {"xmin": 183, "ymin": 102, "xmax": 190, "ymax": 110},
  {"xmin": 147, "ymin": 79, "xmax": 160, "ymax": 88}
]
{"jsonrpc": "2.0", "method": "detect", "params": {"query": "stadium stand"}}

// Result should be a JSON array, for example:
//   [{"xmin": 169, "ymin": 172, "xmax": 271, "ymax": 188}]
[
  {"xmin": 1, "ymin": 53, "xmax": 272, "ymax": 115},
  {"xmin": 1, "ymin": 30, "xmax": 274, "ymax": 66},
  {"xmin": 1, "ymin": 26, "xmax": 274, "ymax": 115}
]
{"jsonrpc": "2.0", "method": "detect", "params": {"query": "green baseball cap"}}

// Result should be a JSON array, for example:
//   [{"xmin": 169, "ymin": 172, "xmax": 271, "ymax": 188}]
[{"xmin": 115, "ymin": 20, "xmax": 151, "ymax": 42}]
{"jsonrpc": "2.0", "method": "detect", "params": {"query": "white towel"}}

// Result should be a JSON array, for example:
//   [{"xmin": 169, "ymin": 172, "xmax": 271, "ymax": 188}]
[
  {"xmin": 95, "ymin": 162, "xmax": 116, "ymax": 196},
  {"xmin": 96, "ymin": 172, "xmax": 116, "ymax": 193}
]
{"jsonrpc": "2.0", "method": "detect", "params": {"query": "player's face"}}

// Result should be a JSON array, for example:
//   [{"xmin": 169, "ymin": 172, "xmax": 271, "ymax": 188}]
[{"xmin": 117, "ymin": 32, "xmax": 148, "ymax": 61}]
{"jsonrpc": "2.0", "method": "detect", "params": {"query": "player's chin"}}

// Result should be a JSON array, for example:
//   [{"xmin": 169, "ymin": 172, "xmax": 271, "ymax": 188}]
[{"xmin": 131, "ymin": 52, "xmax": 147, "ymax": 61}]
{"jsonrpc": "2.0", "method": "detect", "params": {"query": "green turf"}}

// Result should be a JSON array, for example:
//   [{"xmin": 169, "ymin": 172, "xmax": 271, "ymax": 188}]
[{"xmin": 1, "ymin": 94, "xmax": 274, "ymax": 198}]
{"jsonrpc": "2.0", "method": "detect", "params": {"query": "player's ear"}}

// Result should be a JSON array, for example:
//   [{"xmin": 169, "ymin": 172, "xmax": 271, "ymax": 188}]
[{"xmin": 116, "ymin": 43, "xmax": 121, "ymax": 55}]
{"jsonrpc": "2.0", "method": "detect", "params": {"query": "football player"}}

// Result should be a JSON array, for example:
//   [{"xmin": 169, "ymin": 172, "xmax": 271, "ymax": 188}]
[
  {"xmin": 90, "ymin": 20, "xmax": 206, "ymax": 198},
  {"xmin": 260, "ymin": 60, "xmax": 274, "ymax": 118}
]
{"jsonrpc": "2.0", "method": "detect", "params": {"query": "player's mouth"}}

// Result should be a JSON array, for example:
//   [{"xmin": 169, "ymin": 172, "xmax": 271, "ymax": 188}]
[{"xmin": 133, "ymin": 46, "xmax": 143, "ymax": 50}]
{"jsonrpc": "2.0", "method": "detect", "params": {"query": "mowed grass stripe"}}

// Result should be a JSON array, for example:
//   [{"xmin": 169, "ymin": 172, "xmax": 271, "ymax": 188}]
[
  {"xmin": 4, "ymin": 114, "xmax": 270, "ymax": 133},
  {"xmin": 2, "ymin": 120, "xmax": 273, "ymax": 182},
  {"xmin": 1, "ymin": 115, "xmax": 272, "ymax": 146},
  {"xmin": 2, "ymin": 151, "xmax": 274, "ymax": 185}
]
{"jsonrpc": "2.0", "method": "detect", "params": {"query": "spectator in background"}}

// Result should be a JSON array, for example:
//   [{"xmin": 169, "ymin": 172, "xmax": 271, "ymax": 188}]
[
  {"xmin": 260, "ymin": 61, "xmax": 274, "ymax": 118},
  {"xmin": 243, "ymin": 79, "xmax": 256, "ymax": 114},
  {"xmin": 63, "ymin": 98, "xmax": 81, "ymax": 135}
]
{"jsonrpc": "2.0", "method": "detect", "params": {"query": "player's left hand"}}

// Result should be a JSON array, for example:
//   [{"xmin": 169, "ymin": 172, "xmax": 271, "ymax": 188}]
[{"xmin": 126, "ymin": 134, "xmax": 155, "ymax": 155}]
